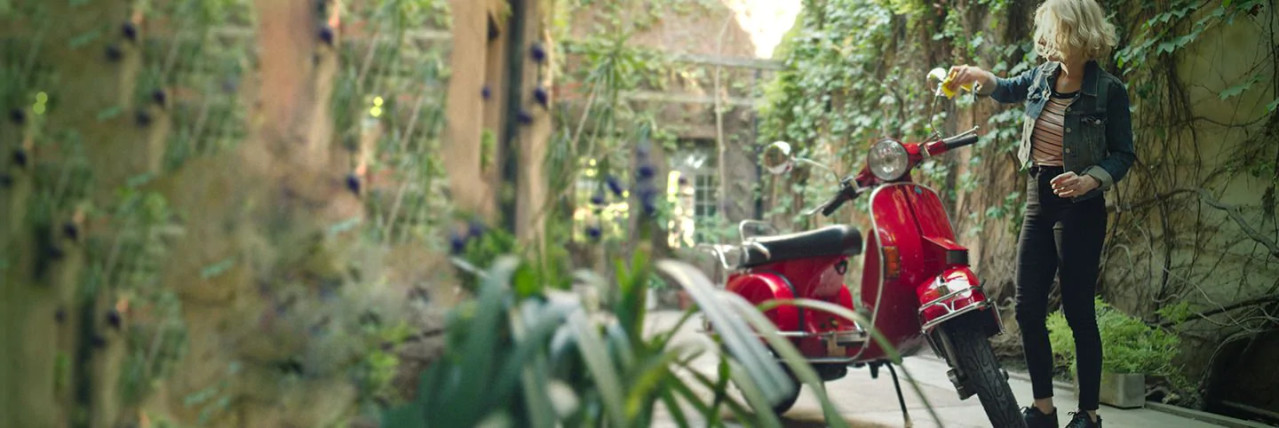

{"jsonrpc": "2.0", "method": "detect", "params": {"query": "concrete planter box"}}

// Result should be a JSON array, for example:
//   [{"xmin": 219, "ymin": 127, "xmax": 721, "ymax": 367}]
[{"xmin": 1073, "ymin": 372, "xmax": 1145, "ymax": 409}]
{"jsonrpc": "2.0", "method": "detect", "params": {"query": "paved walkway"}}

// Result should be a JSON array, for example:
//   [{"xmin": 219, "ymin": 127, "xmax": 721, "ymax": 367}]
[{"xmin": 645, "ymin": 310, "xmax": 1233, "ymax": 427}]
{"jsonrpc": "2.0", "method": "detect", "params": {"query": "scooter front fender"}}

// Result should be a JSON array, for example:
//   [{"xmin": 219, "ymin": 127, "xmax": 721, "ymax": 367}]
[
  {"xmin": 726, "ymin": 272, "xmax": 800, "ymax": 333},
  {"xmin": 916, "ymin": 266, "xmax": 1002, "ymax": 336}
]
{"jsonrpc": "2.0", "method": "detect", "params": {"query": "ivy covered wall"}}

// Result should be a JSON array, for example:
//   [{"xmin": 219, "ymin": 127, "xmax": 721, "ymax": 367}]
[{"xmin": 759, "ymin": 0, "xmax": 1278, "ymax": 416}]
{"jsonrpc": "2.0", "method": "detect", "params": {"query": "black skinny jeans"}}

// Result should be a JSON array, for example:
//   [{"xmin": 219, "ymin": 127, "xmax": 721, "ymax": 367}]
[{"xmin": 1016, "ymin": 165, "xmax": 1106, "ymax": 411}]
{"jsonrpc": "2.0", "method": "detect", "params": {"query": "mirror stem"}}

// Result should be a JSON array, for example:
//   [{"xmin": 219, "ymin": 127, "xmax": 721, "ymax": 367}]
[{"xmin": 795, "ymin": 157, "xmax": 840, "ymax": 181}]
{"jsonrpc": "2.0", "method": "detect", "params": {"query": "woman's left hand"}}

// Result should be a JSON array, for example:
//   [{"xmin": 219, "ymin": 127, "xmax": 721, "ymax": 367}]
[{"xmin": 1050, "ymin": 172, "xmax": 1100, "ymax": 198}]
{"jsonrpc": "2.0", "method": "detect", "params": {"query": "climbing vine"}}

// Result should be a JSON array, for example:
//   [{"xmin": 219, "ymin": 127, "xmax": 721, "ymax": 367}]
[{"xmin": 761, "ymin": 0, "xmax": 1278, "ymax": 411}]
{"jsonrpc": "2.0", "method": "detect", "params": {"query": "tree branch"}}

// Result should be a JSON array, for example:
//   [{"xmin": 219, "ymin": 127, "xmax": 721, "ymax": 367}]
[
  {"xmin": 1157, "ymin": 293, "xmax": 1279, "ymax": 327},
  {"xmin": 1198, "ymin": 189, "xmax": 1279, "ymax": 259}
]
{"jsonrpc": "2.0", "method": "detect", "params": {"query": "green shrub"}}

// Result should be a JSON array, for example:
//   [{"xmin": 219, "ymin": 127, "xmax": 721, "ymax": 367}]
[{"xmin": 1046, "ymin": 298, "xmax": 1185, "ymax": 384}]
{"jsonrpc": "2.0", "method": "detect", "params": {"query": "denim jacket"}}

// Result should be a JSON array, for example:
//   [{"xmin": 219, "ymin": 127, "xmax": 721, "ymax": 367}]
[{"xmin": 987, "ymin": 60, "xmax": 1137, "ymax": 202}]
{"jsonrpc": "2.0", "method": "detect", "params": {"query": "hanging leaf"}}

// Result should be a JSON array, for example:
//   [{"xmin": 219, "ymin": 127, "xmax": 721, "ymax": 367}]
[{"xmin": 1219, "ymin": 75, "xmax": 1260, "ymax": 100}]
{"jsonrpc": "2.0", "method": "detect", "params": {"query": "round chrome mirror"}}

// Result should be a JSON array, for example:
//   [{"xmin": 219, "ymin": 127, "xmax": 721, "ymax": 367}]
[{"xmin": 761, "ymin": 141, "xmax": 794, "ymax": 175}]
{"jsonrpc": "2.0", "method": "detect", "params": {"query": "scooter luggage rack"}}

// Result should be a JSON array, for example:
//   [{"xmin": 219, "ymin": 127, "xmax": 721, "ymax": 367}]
[
  {"xmin": 917, "ymin": 284, "xmax": 992, "ymax": 332},
  {"xmin": 737, "ymin": 220, "xmax": 780, "ymax": 241}
]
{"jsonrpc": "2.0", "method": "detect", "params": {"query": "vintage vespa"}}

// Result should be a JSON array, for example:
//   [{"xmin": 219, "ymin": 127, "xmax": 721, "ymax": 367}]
[{"xmin": 699, "ymin": 126, "xmax": 1022, "ymax": 425}]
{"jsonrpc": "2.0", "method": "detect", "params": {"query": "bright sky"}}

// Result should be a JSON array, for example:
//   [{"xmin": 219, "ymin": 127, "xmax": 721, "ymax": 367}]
[{"xmin": 720, "ymin": 0, "xmax": 804, "ymax": 58}]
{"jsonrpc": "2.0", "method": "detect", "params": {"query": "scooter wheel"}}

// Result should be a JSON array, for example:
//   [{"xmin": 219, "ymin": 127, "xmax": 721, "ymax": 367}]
[{"xmin": 770, "ymin": 364, "xmax": 801, "ymax": 415}]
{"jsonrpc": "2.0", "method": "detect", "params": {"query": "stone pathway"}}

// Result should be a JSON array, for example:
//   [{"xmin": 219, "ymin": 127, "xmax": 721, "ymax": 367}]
[{"xmin": 645, "ymin": 310, "xmax": 1241, "ymax": 427}]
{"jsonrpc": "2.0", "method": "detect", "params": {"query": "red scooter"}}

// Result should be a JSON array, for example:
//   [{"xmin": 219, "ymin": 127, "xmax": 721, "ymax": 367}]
[{"xmin": 699, "ymin": 126, "xmax": 1022, "ymax": 425}]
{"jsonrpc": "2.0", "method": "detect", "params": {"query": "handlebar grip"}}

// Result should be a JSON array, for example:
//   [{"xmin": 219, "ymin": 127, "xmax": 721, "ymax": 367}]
[
  {"xmin": 820, "ymin": 190, "xmax": 854, "ymax": 217},
  {"xmin": 942, "ymin": 133, "xmax": 980, "ymax": 150}
]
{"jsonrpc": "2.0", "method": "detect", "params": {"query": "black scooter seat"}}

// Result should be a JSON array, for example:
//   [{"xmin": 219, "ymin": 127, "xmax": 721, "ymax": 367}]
[{"xmin": 742, "ymin": 225, "xmax": 862, "ymax": 267}]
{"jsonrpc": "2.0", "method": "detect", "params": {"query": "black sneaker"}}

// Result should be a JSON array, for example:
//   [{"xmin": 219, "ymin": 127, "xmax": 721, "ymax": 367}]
[
  {"xmin": 1022, "ymin": 406, "xmax": 1058, "ymax": 428},
  {"xmin": 1065, "ymin": 411, "xmax": 1102, "ymax": 428}
]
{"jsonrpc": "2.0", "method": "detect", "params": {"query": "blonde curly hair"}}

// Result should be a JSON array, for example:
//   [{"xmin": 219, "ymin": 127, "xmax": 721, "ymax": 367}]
[{"xmin": 1033, "ymin": 0, "xmax": 1119, "ymax": 61}]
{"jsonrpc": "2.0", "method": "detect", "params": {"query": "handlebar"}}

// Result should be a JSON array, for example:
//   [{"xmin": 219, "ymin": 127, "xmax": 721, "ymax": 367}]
[
  {"xmin": 939, "ymin": 126, "xmax": 980, "ymax": 151},
  {"xmin": 818, "ymin": 177, "xmax": 859, "ymax": 217}
]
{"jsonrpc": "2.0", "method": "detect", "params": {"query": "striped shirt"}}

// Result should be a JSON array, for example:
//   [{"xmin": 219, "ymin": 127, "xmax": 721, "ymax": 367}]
[{"xmin": 1031, "ymin": 90, "xmax": 1079, "ymax": 167}]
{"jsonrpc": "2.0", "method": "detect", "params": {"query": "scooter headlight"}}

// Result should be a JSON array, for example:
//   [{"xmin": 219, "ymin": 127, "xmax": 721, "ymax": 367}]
[{"xmin": 868, "ymin": 139, "xmax": 909, "ymax": 181}]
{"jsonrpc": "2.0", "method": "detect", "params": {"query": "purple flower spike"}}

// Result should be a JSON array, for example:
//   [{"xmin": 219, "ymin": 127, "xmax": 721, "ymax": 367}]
[
  {"xmin": 517, "ymin": 110, "xmax": 534, "ymax": 125},
  {"xmin": 63, "ymin": 222, "xmax": 79, "ymax": 241},
  {"xmin": 151, "ymin": 89, "xmax": 167, "ymax": 106},
  {"xmin": 222, "ymin": 78, "xmax": 239, "ymax": 94},
  {"xmin": 605, "ymin": 175, "xmax": 624, "ymax": 197},
  {"xmin": 530, "ymin": 43, "xmax": 547, "ymax": 63},
  {"xmin": 481, "ymin": 85, "xmax": 492, "ymax": 100},
  {"xmin": 12, "ymin": 149, "xmax": 27, "ymax": 168},
  {"xmin": 9, "ymin": 108, "xmax": 25, "ymax": 125},
  {"xmin": 105, "ymin": 309, "xmax": 121, "ymax": 329},
  {"xmin": 643, "ymin": 200, "xmax": 658, "ymax": 216},
  {"xmin": 677, "ymin": 177, "xmax": 689, "ymax": 186},
  {"xmin": 47, "ymin": 246, "xmax": 65, "ymax": 261},
  {"xmin": 135, "ymin": 110, "xmax": 153, "ymax": 127},
  {"xmin": 468, "ymin": 220, "xmax": 486, "ymax": 238},
  {"xmin": 586, "ymin": 226, "xmax": 602, "ymax": 241},
  {"xmin": 590, "ymin": 193, "xmax": 606, "ymax": 206},
  {"xmin": 105, "ymin": 45, "xmax": 123, "ymax": 61},
  {"xmin": 638, "ymin": 164, "xmax": 655, "ymax": 180},
  {"xmin": 533, "ymin": 87, "xmax": 549, "ymax": 108},
  {"xmin": 318, "ymin": 25, "xmax": 335, "ymax": 46},
  {"xmin": 345, "ymin": 173, "xmax": 361, "ymax": 195},
  {"xmin": 638, "ymin": 185, "xmax": 658, "ymax": 216},
  {"xmin": 122, "ymin": 22, "xmax": 138, "ymax": 42},
  {"xmin": 450, "ymin": 232, "xmax": 467, "ymax": 255}
]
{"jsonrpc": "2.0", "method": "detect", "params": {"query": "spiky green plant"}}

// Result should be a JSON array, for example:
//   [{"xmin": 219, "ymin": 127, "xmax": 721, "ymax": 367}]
[{"xmin": 384, "ymin": 247, "xmax": 943, "ymax": 427}]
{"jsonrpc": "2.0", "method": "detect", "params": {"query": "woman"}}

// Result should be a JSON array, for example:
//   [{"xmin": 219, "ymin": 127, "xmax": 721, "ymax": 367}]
[{"xmin": 945, "ymin": 0, "xmax": 1136, "ymax": 427}]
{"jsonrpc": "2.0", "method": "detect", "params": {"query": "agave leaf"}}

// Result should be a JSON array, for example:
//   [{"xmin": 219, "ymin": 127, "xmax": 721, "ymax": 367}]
[
  {"xmin": 508, "ymin": 301, "xmax": 574, "ymax": 428},
  {"xmin": 726, "ymin": 358, "xmax": 784, "ymax": 428},
  {"xmin": 648, "ymin": 306, "xmax": 699, "ymax": 347},
  {"xmin": 656, "ymin": 260, "xmax": 791, "ymax": 403},
  {"xmin": 521, "ymin": 362, "xmax": 556, "ymax": 428},
  {"xmin": 756, "ymin": 298, "xmax": 941, "ymax": 426},
  {"xmin": 683, "ymin": 362, "xmax": 756, "ymax": 423},
  {"xmin": 721, "ymin": 296, "xmax": 843, "ymax": 427},
  {"xmin": 666, "ymin": 369, "xmax": 714, "ymax": 416},
  {"xmin": 567, "ymin": 310, "xmax": 628, "ymax": 427},
  {"xmin": 548, "ymin": 380, "xmax": 580, "ymax": 418},
  {"xmin": 658, "ymin": 387, "xmax": 691, "ymax": 427},
  {"xmin": 605, "ymin": 321, "xmax": 637, "ymax": 371},
  {"xmin": 622, "ymin": 347, "xmax": 688, "ymax": 418},
  {"xmin": 447, "ymin": 256, "xmax": 521, "ymax": 426}
]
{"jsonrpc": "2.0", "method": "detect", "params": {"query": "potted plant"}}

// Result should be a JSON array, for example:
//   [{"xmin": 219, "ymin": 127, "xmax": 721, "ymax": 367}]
[{"xmin": 1047, "ymin": 297, "xmax": 1184, "ymax": 409}]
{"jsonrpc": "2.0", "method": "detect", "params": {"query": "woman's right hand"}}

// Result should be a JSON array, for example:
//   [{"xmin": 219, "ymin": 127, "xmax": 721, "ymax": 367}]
[{"xmin": 946, "ymin": 65, "xmax": 996, "ymax": 94}]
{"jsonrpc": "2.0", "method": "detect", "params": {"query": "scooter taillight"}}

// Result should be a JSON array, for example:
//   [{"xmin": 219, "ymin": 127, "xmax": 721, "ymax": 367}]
[{"xmin": 883, "ymin": 246, "xmax": 901, "ymax": 279}]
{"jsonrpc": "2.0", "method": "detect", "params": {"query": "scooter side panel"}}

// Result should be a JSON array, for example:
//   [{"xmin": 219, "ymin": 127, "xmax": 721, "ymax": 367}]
[
  {"xmin": 725, "ymin": 272, "xmax": 799, "ymax": 333},
  {"xmin": 859, "ymin": 184, "xmax": 930, "ymax": 359}
]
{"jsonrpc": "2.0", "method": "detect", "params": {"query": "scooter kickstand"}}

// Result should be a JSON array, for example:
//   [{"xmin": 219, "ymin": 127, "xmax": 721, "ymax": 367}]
[{"xmin": 886, "ymin": 363, "xmax": 912, "ymax": 427}]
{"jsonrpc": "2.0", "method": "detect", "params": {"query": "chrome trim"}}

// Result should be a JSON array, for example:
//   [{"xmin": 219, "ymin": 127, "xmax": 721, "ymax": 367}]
[
  {"xmin": 738, "ymin": 220, "xmax": 779, "ymax": 240},
  {"xmin": 920, "ymin": 300, "xmax": 990, "ymax": 333},
  {"xmin": 695, "ymin": 244, "xmax": 733, "ymax": 271},
  {"xmin": 917, "ymin": 285, "xmax": 981, "ymax": 316},
  {"xmin": 789, "ymin": 357, "xmax": 860, "ymax": 364},
  {"xmin": 744, "ymin": 241, "xmax": 771, "ymax": 260},
  {"xmin": 758, "ymin": 329, "xmax": 867, "ymax": 341}
]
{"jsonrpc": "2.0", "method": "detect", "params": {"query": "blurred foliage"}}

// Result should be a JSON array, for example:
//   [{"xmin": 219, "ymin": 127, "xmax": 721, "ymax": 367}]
[{"xmin": 384, "ymin": 249, "xmax": 889, "ymax": 427}]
